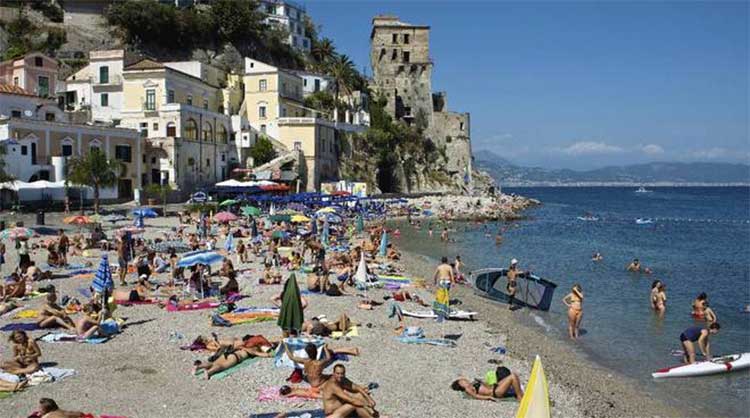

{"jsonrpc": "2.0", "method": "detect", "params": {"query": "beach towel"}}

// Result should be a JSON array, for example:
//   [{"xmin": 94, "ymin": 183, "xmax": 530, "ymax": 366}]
[
  {"xmin": 115, "ymin": 299, "xmax": 159, "ymax": 305},
  {"xmin": 248, "ymin": 409, "xmax": 325, "ymax": 418},
  {"xmin": 219, "ymin": 311, "xmax": 278, "ymax": 325},
  {"xmin": 0, "ymin": 391, "xmax": 12, "ymax": 399},
  {"xmin": 395, "ymin": 336, "xmax": 457, "ymax": 347},
  {"xmin": 0, "ymin": 322, "xmax": 41, "ymax": 332},
  {"xmin": 331, "ymin": 326, "xmax": 359, "ymax": 339},
  {"xmin": 1, "ymin": 305, "xmax": 24, "ymax": 318},
  {"xmin": 166, "ymin": 300, "xmax": 220, "ymax": 312},
  {"xmin": 38, "ymin": 333, "xmax": 108, "ymax": 344},
  {"xmin": 257, "ymin": 385, "xmax": 320, "ymax": 403},
  {"xmin": 274, "ymin": 337, "xmax": 325, "ymax": 369},
  {"xmin": 199, "ymin": 356, "xmax": 260, "ymax": 380},
  {"xmin": 69, "ymin": 269, "xmax": 94, "ymax": 276},
  {"xmin": 432, "ymin": 280, "xmax": 451, "ymax": 322},
  {"xmin": 13, "ymin": 309, "xmax": 38, "ymax": 319},
  {"xmin": 0, "ymin": 371, "xmax": 20, "ymax": 383},
  {"xmin": 402, "ymin": 309, "xmax": 477, "ymax": 320},
  {"xmin": 77, "ymin": 287, "xmax": 93, "ymax": 299},
  {"xmin": 28, "ymin": 367, "xmax": 77, "ymax": 385}
]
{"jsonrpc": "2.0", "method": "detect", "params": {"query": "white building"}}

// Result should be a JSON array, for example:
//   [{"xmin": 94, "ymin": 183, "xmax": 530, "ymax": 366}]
[
  {"xmin": 60, "ymin": 50, "xmax": 126, "ymax": 125},
  {"xmin": 294, "ymin": 70, "xmax": 333, "ymax": 97},
  {"xmin": 258, "ymin": 0, "xmax": 311, "ymax": 52}
]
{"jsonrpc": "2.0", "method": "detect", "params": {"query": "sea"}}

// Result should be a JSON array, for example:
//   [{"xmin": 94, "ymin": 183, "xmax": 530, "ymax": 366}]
[{"xmin": 393, "ymin": 187, "xmax": 750, "ymax": 418}]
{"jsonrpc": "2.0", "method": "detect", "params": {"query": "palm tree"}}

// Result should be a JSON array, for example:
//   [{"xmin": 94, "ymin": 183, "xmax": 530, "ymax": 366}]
[
  {"xmin": 329, "ymin": 54, "xmax": 356, "ymax": 122},
  {"xmin": 67, "ymin": 149, "xmax": 120, "ymax": 214},
  {"xmin": 311, "ymin": 37, "xmax": 336, "ymax": 66}
]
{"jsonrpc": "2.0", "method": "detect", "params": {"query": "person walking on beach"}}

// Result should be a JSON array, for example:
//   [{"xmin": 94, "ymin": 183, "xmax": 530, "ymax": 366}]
[
  {"xmin": 680, "ymin": 323, "xmax": 720, "ymax": 364},
  {"xmin": 116, "ymin": 238, "xmax": 128, "ymax": 286},
  {"xmin": 506, "ymin": 259, "xmax": 521, "ymax": 310},
  {"xmin": 57, "ymin": 229, "xmax": 69, "ymax": 267},
  {"xmin": 433, "ymin": 256, "xmax": 455, "ymax": 286},
  {"xmin": 562, "ymin": 284, "xmax": 584, "ymax": 339}
]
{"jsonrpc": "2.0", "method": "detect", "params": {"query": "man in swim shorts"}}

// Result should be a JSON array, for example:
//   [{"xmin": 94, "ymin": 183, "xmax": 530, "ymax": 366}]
[{"xmin": 322, "ymin": 364, "xmax": 378, "ymax": 418}]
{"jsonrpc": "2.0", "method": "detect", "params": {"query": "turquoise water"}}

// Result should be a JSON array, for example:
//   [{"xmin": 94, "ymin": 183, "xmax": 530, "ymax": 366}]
[{"xmin": 393, "ymin": 187, "xmax": 750, "ymax": 417}]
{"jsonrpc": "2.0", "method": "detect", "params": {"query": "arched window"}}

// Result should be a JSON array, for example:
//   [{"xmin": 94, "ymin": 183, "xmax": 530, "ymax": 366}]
[
  {"xmin": 184, "ymin": 119, "xmax": 197, "ymax": 140},
  {"xmin": 217, "ymin": 124, "xmax": 228, "ymax": 144},
  {"xmin": 202, "ymin": 122, "xmax": 213, "ymax": 142},
  {"xmin": 166, "ymin": 122, "xmax": 176, "ymax": 137}
]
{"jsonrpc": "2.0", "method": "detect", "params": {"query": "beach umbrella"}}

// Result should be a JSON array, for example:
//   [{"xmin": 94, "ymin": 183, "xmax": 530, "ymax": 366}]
[
  {"xmin": 215, "ymin": 211, "xmax": 238, "ymax": 223},
  {"xmin": 132, "ymin": 208, "xmax": 158, "ymax": 218},
  {"xmin": 177, "ymin": 250, "xmax": 224, "ymax": 268},
  {"xmin": 311, "ymin": 219, "xmax": 318, "ymax": 236},
  {"xmin": 276, "ymin": 273, "xmax": 304, "ymax": 334},
  {"xmin": 0, "ymin": 227, "xmax": 33, "ymax": 240},
  {"xmin": 224, "ymin": 233, "xmax": 234, "ymax": 252},
  {"xmin": 356, "ymin": 214, "xmax": 364, "ymax": 233},
  {"xmin": 63, "ymin": 215, "xmax": 92, "ymax": 225},
  {"xmin": 354, "ymin": 252, "xmax": 368, "ymax": 287},
  {"xmin": 316, "ymin": 207, "xmax": 336, "ymax": 214},
  {"xmin": 251, "ymin": 218, "xmax": 258, "ymax": 237},
  {"xmin": 319, "ymin": 213, "xmax": 342, "ymax": 224},
  {"xmin": 291, "ymin": 214, "xmax": 310, "ymax": 223},
  {"xmin": 219, "ymin": 199, "xmax": 238, "ymax": 207},
  {"xmin": 133, "ymin": 215, "xmax": 144, "ymax": 228},
  {"xmin": 321, "ymin": 221, "xmax": 329, "ymax": 247},
  {"xmin": 92, "ymin": 254, "xmax": 114, "ymax": 294},
  {"xmin": 515, "ymin": 355, "xmax": 551, "ymax": 418},
  {"xmin": 241, "ymin": 206, "xmax": 261, "ymax": 217},
  {"xmin": 379, "ymin": 230, "xmax": 388, "ymax": 257}
]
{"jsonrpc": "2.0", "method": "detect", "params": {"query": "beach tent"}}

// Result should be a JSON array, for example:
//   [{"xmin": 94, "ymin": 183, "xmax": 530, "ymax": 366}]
[
  {"xmin": 515, "ymin": 355, "xmax": 551, "ymax": 418},
  {"xmin": 379, "ymin": 231, "xmax": 388, "ymax": 257},
  {"xmin": 277, "ymin": 273, "xmax": 304, "ymax": 335}
]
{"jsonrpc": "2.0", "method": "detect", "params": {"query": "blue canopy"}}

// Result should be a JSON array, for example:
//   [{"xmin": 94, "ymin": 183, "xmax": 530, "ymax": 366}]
[
  {"xmin": 132, "ymin": 208, "xmax": 158, "ymax": 218},
  {"xmin": 92, "ymin": 254, "xmax": 114, "ymax": 293},
  {"xmin": 177, "ymin": 250, "xmax": 224, "ymax": 268}
]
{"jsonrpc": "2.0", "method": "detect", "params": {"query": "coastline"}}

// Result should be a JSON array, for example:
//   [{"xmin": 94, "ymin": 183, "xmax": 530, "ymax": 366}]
[{"xmin": 397, "ymin": 248, "xmax": 684, "ymax": 418}]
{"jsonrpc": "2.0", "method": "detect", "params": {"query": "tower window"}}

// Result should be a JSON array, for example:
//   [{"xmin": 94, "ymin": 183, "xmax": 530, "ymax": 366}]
[{"xmin": 392, "ymin": 33, "xmax": 398, "ymax": 44}]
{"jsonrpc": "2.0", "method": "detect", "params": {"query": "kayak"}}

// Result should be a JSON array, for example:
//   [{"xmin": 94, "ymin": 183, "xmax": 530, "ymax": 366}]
[{"xmin": 652, "ymin": 353, "xmax": 750, "ymax": 378}]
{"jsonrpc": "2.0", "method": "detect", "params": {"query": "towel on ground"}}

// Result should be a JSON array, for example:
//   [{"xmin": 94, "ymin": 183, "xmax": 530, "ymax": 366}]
[
  {"xmin": 0, "ymin": 371, "xmax": 20, "ymax": 383},
  {"xmin": 395, "ymin": 336, "xmax": 457, "ymax": 347},
  {"xmin": 0, "ymin": 305, "xmax": 24, "ymax": 318},
  {"xmin": 77, "ymin": 287, "xmax": 93, "ymax": 299},
  {"xmin": 248, "ymin": 409, "xmax": 325, "ymax": 418},
  {"xmin": 257, "ymin": 385, "xmax": 320, "ymax": 403},
  {"xmin": 220, "ymin": 309, "xmax": 279, "ymax": 325},
  {"xmin": 197, "ymin": 356, "xmax": 261, "ymax": 380},
  {"xmin": 28, "ymin": 367, "xmax": 77, "ymax": 385},
  {"xmin": 14, "ymin": 309, "xmax": 39, "ymax": 319},
  {"xmin": 1, "ymin": 322, "xmax": 41, "ymax": 332},
  {"xmin": 166, "ymin": 300, "xmax": 220, "ymax": 312},
  {"xmin": 331, "ymin": 326, "xmax": 359, "ymax": 339},
  {"xmin": 115, "ymin": 299, "xmax": 158, "ymax": 305},
  {"xmin": 39, "ymin": 333, "xmax": 108, "ymax": 344}
]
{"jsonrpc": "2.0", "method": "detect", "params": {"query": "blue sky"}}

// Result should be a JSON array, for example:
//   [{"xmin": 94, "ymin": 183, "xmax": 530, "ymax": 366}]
[{"xmin": 306, "ymin": 0, "xmax": 749, "ymax": 169}]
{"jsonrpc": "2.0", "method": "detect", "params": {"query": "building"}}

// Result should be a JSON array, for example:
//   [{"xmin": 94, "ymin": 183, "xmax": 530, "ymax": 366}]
[
  {"xmin": 294, "ymin": 70, "xmax": 333, "ymax": 97},
  {"xmin": 0, "ymin": 84, "xmax": 66, "ymax": 123},
  {"xmin": 258, "ymin": 0, "xmax": 311, "ymax": 52},
  {"xmin": 119, "ymin": 58, "xmax": 237, "ymax": 194},
  {"xmin": 370, "ymin": 15, "xmax": 472, "ymax": 185},
  {"xmin": 59, "ymin": 50, "xmax": 126, "ymax": 125},
  {"xmin": 277, "ymin": 117, "xmax": 339, "ymax": 191},
  {"xmin": 0, "ymin": 85, "xmax": 142, "ymax": 199},
  {"xmin": 0, "ymin": 53, "xmax": 60, "ymax": 99}
]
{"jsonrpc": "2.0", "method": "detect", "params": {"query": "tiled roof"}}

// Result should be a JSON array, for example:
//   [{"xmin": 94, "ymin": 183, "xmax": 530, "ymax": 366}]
[
  {"xmin": 124, "ymin": 58, "xmax": 165, "ymax": 71},
  {"xmin": 0, "ymin": 84, "xmax": 36, "ymax": 97}
]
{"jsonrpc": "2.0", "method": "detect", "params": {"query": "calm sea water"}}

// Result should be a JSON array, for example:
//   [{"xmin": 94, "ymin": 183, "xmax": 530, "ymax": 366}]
[{"xmin": 393, "ymin": 187, "xmax": 750, "ymax": 417}]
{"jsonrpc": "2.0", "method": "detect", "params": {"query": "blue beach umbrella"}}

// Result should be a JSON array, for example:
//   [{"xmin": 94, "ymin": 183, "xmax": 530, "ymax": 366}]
[
  {"xmin": 177, "ymin": 250, "xmax": 225, "ymax": 268},
  {"xmin": 92, "ymin": 254, "xmax": 114, "ymax": 294},
  {"xmin": 379, "ymin": 230, "xmax": 388, "ymax": 257},
  {"xmin": 321, "ymin": 221, "xmax": 330, "ymax": 247},
  {"xmin": 133, "ymin": 214, "xmax": 144, "ymax": 228},
  {"xmin": 132, "ymin": 208, "xmax": 158, "ymax": 218},
  {"xmin": 224, "ymin": 233, "xmax": 234, "ymax": 252},
  {"xmin": 356, "ymin": 214, "xmax": 364, "ymax": 233},
  {"xmin": 311, "ymin": 219, "xmax": 318, "ymax": 236}
]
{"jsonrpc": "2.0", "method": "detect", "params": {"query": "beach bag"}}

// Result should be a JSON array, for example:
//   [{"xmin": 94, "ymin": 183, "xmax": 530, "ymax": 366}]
[{"xmin": 485, "ymin": 366, "xmax": 511, "ymax": 386}]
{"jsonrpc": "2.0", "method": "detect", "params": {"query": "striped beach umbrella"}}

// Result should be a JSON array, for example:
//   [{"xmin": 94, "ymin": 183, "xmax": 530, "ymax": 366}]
[
  {"xmin": 215, "ymin": 211, "xmax": 238, "ymax": 223},
  {"xmin": 379, "ymin": 230, "xmax": 388, "ymax": 257},
  {"xmin": 0, "ymin": 227, "xmax": 33, "ymax": 240},
  {"xmin": 92, "ymin": 254, "xmax": 114, "ymax": 294},
  {"xmin": 177, "ymin": 250, "xmax": 224, "ymax": 268}
]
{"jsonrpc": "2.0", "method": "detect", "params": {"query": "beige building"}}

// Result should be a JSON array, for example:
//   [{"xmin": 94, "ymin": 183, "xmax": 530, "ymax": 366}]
[
  {"xmin": 0, "ymin": 53, "xmax": 60, "ymax": 99},
  {"xmin": 277, "ymin": 117, "xmax": 339, "ymax": 191}
]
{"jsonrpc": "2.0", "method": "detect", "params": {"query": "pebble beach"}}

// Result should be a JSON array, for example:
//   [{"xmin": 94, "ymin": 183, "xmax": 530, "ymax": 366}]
[{"xmin": 0, "ymin": 200, "xmax": 684, "ymax": 418}]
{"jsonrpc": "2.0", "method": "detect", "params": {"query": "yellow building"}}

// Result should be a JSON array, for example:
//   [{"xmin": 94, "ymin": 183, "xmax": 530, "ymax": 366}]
[{"xmin": 277, "ymin": 117, "xmax": 339, "ymax": 191}]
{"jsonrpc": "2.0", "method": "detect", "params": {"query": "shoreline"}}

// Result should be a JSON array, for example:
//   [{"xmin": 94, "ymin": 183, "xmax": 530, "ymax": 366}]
[{"xmin": 397, "ymin": 248, "xmax": 684, "ymax": 418}]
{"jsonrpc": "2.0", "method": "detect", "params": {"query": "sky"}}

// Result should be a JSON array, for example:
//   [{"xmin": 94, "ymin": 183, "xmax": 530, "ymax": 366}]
[{"xmin": 306, "ymin": 0, "xmax": 749, "ymax": 169}]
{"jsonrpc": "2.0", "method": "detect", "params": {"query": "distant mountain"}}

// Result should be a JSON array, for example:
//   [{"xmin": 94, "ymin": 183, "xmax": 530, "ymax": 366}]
[{"xmin": 474, "ymin": 151, "xmax": 750, "ymax": 185}]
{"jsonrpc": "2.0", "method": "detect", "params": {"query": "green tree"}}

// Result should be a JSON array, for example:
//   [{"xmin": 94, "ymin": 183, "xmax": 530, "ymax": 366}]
[
  {"xmin": 67, "ymin": 150, "xmax": 120, "ymax": 214},
  {"xmin": 145, "ymin": 182, "xmax": 174, "ymax": 214},
  {"xmin": 311, "ymin": 37, "xmax": 336, "ymax": 66},
  {"xmin": 249, "ymin": 136, "xmax": 277, "ymax": 167},
  {"xmin": 328, "ymin": 54, "xmax": 356, "ymax": 121},
  {"xmin": 210, "ymin": 0, "xmax": 263, "ymax": 45}
]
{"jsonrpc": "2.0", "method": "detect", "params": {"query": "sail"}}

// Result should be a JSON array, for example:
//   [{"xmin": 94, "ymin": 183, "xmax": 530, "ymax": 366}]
[{"xmin": 515, "ymin": 355, "xmax": 550, "ymax": 418}]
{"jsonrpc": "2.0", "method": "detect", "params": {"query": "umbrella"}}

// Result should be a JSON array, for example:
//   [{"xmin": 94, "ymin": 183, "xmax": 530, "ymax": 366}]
[
  {"xmin": 132, "ymin": 208, "xmax": 158, "ymax": 218},
  {"xmin": 318, "ymin": 213, "xmax": 342, "ymax": 223},
  {"xmin": 151, "ymin": 241, "xmax": 191, "ymax": 253},
  {"xmin": 354, "ymin": 252, "xmax": 368, "ymax": 287},
  {"xmin": 0, "ymin": 227, "xmax": 33, "ymax": 240},
  {"xmin": 63, "ymin": 215, "xmax": 92, "ymax": 225},
  {"xmin": 219, "ymin": 199, "xmax": 238, "ymax": 207},
  {"xmin": 92, "ymin": 254, "xmax": 114, "ymax": 294},
  {"xmin": 277, "ymin": 273, "xmax": 304, "ymax": 334},
  {"xmin": 515, "ymin": 355, "xmax": 550, "ymax": 418},
  {"xmin": 215, "ymin": 211, "xmax": 238, "ymax": 223},
  {"xmin": 356, "ymin": 214, "xmax": 364, "ymax": 233},
  {"xmin": 251, "ymin": 218, "xmax": 258, "ymax": 237},
  {"xmin": 133, "ymin": 215, "xmax": 144, "ymax": 228},
  {"xmin": 224, "ymin": 233, "xmax": 234, "ymax": 252},
  {"xmin": 379, "ymin": 230, "xmax": 388, "ymax": 257},
  {"xmin": 241, "ymin": 206, "xmax": 261, "ymax": 217},
  {"xmin": 316, "ymin": 207, "xmax": 336, "ymax": 214},
  {"xmin": 291, "ymin": 214, "xmax": 311, "ymax": 223},
  {"xmin": 177, "ymin": 250, "xmax": 224, "ymax": 268}
]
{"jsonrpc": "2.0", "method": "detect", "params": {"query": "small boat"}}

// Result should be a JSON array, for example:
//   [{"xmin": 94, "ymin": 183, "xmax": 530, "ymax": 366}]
[
  {"xmin": 635, "ymin": 186, "xmax": 653, "ymax": 193},
  {"xmin": 652, "ymin": 353, "xmax": 750, "ymax": 378},
  {"xmin": 577, "ymin": 215, "xmax": 599, "ymax": 222},
  {"xmin": 636, "ymin": 218, "xmax": 654, "ymax": 225},
  {"xmin": 471, "ymin": 268, "xmax": 557, "ymax": 311}
]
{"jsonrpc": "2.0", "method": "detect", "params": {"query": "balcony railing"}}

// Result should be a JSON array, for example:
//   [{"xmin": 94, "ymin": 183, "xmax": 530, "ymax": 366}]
[{"xmin": 92, "ymin": 74, "xmax": 122, "ymax": 86}]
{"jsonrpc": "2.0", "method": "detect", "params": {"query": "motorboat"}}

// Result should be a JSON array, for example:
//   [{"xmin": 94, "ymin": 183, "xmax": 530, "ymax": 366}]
[
  {"xmin": 635, "ymin": 186, "xmax": 652, "ymax": 193},
  {"xmin": 577, "ymin": 215, "xmax": 599, "ymax": 221},
  {"xmin": 470, "ymin": 268, "xmax": 557, "ymax": 311},
  {"xmin": 636, "ymin": 218, "xmax": 654, "ymax": 225}
]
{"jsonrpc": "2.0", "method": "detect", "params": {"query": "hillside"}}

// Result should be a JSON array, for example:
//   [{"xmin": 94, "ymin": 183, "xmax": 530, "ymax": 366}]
[{"xmin": 475, "ymin": 150, "xmax": 750, "ymax": 185}]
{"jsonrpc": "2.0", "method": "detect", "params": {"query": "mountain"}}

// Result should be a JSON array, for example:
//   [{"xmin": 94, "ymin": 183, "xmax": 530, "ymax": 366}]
[{"xmin": 474, "ymin": 151, "xmax": 750, "ymax": 185}]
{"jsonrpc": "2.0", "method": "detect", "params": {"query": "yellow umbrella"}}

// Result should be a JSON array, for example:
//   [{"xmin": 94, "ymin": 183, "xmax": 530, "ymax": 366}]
[
  {"xmin": 316, "ymin": 207, "xmax": 336, "ymax": 214},
  {"xmin": 291, "ymin": 214, "xmax": 311, "ymax": 223},
  {"xmin": 515, "ymin": 355, "xmax": 551, "ymax": 418}
]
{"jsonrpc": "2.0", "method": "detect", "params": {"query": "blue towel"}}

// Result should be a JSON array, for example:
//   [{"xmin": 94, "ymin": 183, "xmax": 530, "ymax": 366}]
[
  {"xmin": 249, "ymin": 409, "xmax": 325, "ymax": 418},
  {"xmin": 1, "ymin": 323, "xmax": 41, "ymax": 332},
  {"xmin": 395, "ymin": 336, "xmax": 457, "ymax": 347}
]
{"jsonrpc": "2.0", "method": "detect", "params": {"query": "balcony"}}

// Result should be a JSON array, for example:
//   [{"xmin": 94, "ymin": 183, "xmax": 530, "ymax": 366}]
[{"xmin": 92, "ymin": 74, "xmax": 123, "ymax": 89}]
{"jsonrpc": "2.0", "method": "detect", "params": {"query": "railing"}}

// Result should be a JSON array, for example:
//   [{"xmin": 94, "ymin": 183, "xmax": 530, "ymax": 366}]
[{"xmin": 93, "ymin": 74, "xmax": 122, "ymax": 86}]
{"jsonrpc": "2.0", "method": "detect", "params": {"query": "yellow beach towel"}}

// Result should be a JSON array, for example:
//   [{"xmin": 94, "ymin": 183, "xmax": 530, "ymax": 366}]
[
  {"xmin": 515, "ymin": 355, "xmax": 550, "ymax": 418},
  {"xmin": 14, "ymin": 309, "xmax": 39, "ymax": 319},
  {"xmin": 331, "ymin": 326, "xmax": 359, "ymax": 339}
]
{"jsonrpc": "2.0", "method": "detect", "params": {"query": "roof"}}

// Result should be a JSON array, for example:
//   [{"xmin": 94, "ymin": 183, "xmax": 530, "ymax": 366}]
[
  {"xmin": 123, "ymin": 58, "xmax": 165, "ymax": 71},
  {"xmin": 0, "ymin": 84, "xmax": 37, "ymax": 97}
]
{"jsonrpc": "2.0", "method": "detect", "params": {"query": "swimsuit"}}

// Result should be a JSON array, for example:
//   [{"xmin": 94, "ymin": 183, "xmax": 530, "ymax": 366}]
[{"xmin": 680, "ymin": 326, "xmax": 703, "ymax": 342}]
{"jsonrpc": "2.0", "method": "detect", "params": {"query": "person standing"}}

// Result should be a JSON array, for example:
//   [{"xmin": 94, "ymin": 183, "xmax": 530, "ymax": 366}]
[
  {"xmin": 679, "ymin": 323, "xmax": 720, "ymax": 364},
  {"xmin": 562, "ymin": 284, "xmax": 584, "ymax": 339},
  {"xmin": 506, "ymin": 259, "xmax": 521, "ymax": 310},
  {"xmin": 17, "ymin": 237, "xmax": 30, "ymax": 273},
  {"xmin": 117, "ymin": 238, "xmax": 128, "ymax": 286},
  {"xmin": 432, "ymin": 256, "xmax": 455, "ymax": 286},
  {"xmin": 57, "ymin": 229, "xmax": 69, "ymax": 267}
]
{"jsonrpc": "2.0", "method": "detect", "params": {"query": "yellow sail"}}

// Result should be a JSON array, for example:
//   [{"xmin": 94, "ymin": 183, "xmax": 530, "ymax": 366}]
[{"xmin": 515, "ymin": 355, "xmax": 551, "ymax": 418}]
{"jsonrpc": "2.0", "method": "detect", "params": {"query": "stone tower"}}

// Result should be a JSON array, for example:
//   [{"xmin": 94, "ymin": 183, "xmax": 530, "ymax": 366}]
[{"xmin": 370, "ymin": 15, "xmax": 473, "ymax": 190}]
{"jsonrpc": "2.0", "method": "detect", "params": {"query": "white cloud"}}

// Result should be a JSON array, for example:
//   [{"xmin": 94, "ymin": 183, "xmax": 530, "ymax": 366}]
[
  {"xmin": 556, "ymin": 141, "xmax": 624, "ymax": 156},
  {"xmin": 640, "ymin": 144, "xmax": 664, "ymax": 155}
]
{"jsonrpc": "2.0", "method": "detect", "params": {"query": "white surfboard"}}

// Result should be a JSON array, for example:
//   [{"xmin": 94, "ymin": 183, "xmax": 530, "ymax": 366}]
[
  {"xmin": 402, "ymin": 309, "xmax": 477, "ymax": 320},
  {"xmin": 652, "ymin": 353, "xmax": 750, "ymax": 378}
]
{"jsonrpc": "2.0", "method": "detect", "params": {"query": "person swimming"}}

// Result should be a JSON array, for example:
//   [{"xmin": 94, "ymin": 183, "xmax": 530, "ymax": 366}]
[
  {"xmin": 627, "ymin": 258, "xmax": 641, "ymax": 272},
  {"xmin": 592, "ymin": 252, "xmax": 603, "ymax": 261},
  {"xmin": 692, "ymin": 292, "xmax": 708, "ymax": 319}
]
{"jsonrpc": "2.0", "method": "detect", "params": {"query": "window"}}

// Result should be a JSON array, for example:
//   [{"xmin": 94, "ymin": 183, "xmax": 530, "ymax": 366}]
[
  {"xmin": 259, "ymin": 106, "xmax": 267, "ymax": 119},
  {"xmin": 217, "ymin": 125, "xmax": 227, "ymax": 143},
  {"xmin": 115, "ymin": 145, "xmax": 132, "ymax": 162},
  {"xmin": 404, "ymin": 34, "xmax": 410, "ymax": 44},
  {"xmin": 391, "ymin": 49, "xmax": 397, "ymax": 61},
  {"xmin": 35, "ymin": 56, "xmax": 43, "ymax": 67},
  {"xmin": 221, "ymin": 154, "xmax": 225, "ymax": 162},
  {"xmin": 266, "ymin": 4, "xmax": 274, "ymax": 13},
  {"xmin": 260, "ymin": 124, "xmax": 266, "ymax": 133},
  {"xmin": 99, "ymin": 66, "xmax": 109, "ymax": 84},
  {"xmin": 303, "ymin": 39, "xmax": 309, "ymax": 49},
  {"xmin": 282, "ymin": 82, "xmax": 287, "ymax": 95},
  {"xmin": 294, "ymin": 141, "xmax": 302, "ymax": 150},
  {"xmin": 314, "ymin": 79, "xmax": 320, "ymax": 92},
  {"xmin": 404, "ymin": 106, "xmax": 412, "ymax": 116},
  {"xmin": 206, "ymin": 159, "xmax": 210, "ymax": 167},
  {"xmin": 45, "ymin": 112, "xmax": 55, "ymax": 121},
  {"xmin": 281, "ymin": 107, "xmax": 287, "ymax": 117},
  {"xmin": 187, "ymin": 95, "xmax": 193, "ymax": 106},
  {"xmin": 203, "ymin": 99, "xmax": 208, "ymax": 110},
  {"xmin": 62, "ymin": 144, "xmax": 73, "ymax": 157},
  {"xmin": 167, "ymin": 90, "xmax": 175, "ymax": 103},
  {"xmin": 11, "ymin": 110, "xmax": 21, "ymax": 118},
  {"xmin": 303, "ymin": 79, "xmax": 307, "ymax": 87},
  {"xmin": 184, "ymin": 119, "xmax": 197, "ymax": 140},
  {"xmin": 202, "ymin": 123, "xmax": 213, "ymax": 142},
  {"xmin": 166, "ymin": 122, "xmax": 176, "ymax": 137},
  {"xmin": 38, "ymin": 76, "xmax": 49, "ymax": 97},
  {"xmin": 153, "ymin": 122, "xmax": 159, "ymax": 131},
  {"xmin": 392, "ymin": 33, "xmax": 398, "ymax": 44},
  {"xmin": 259, "ymin": 79, "xmax": 267, "ymax": 91},
  {"xmin": 142, "ymin": 154, "xmax": 146, "ymax": 164},
  {"xmin": 403, "ymin": 51, "xmax": 410, "ymax": 63},
  {"xmin": 21, "ymin": 146, "xmax": 28, "ymax": 155},
  {"xmin": 12, "ymin": 77, "xmax": 18, "ymax": 86},
  {"xmin": 145, "ymin": 89, "xmax": 156, "ymax": 110},
  {"xmin": 101, "ymin": 93, "xmax": 109, "ymax": 107},
  {"xmin": 459, "ymin": 121, "xmax": 465, "ymax": 131},
  {"xmin": 151, "ymin": 157, "xmax": 156, "ymax": 164}
]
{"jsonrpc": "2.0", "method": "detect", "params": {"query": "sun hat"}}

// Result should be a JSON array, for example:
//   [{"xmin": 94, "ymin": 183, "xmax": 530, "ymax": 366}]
[{"xmin": 511, "ymin": 258, "xmax": 518, "ymax": 265}]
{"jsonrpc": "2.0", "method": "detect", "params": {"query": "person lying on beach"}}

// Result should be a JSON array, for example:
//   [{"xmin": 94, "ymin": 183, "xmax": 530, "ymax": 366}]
[
  {"xmin": 1, "ymin": 330, "xmax": 41, "ymax": 375},
  {"xmin": 193, "ymin": 334, "xmax": 277, "ymax": 352},
  {"xmin": 284, "ymin": 343, "xmax": 360, "ymax": 389},
  {"xmin": 192, "ymin": 344, "xmax": 274, "ymax": 380},
  {"xmin": 75, "ymin": 302, "xmax": 101, "ymax": 339},
  {"xmin": 386, "ymin": 290, "xmax": 429, "ymax": 307},
  {"xmin": 112, "ymin": 275, "xmax": 153, "ymax": 302},
  {"xmin": 627, "ymin": 258, "xmax": 642, "ymax": 272},
  {"xmin": 34, "ymin": 397, "xmax": 84, "ymax": 418},
  {"xmin": 680, "ymin": 323, "xmax": 720, "ymax": 364},
  {"xmin": 322, "ymin": 364, "xmax": 378, "ymax": 418},
  {"xmin": 450, "ymin": 368, "xmax": 524, "ymax": 401},
  {"xmin": 38, "ymin": 292, "xmax": 76, "ymax": 331},
  {"xmin": 302, "ymin": 314, "xmax": 357, "ymax": 337},
  {"xmin": 0, "ymin": 300, "xmax": 18, "ymax": 316},
  {"xmin": 386, "ymin": 244, "xmax": 400, "ymax": 261}
]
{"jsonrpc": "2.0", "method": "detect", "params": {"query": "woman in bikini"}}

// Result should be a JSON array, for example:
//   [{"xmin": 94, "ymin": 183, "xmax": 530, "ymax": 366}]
[
  {"xmin": 191, "ymin": 345, "xmax": 274, "ymax": 380},
  {"xmin": 112, "ymin": 275, "xmax": 153, "ymax": 302},
  {"xmin": 692, "ymin": 292, "xmax": 708, "ymax": 320},
  {"xmin": 650, "ymin": 280, "xmax": 662, "ymax": 310},
  {"xmin": 1, "ymin": 330, "xmax": 41, "ymax": 375},
  {"xmin": 563, "ymin": 284, "xmax": 584, "ymax": 339},
  {"xmin": 653, "ymin": 283, "xmax": 667, "ymax": 316},
  {"xmin": 450, "ymin": 371, "xmax": 524, "ymax": 401},
  {"xmin": 38, "ymin": 292, "xmax": 76, "ymax": 331}
]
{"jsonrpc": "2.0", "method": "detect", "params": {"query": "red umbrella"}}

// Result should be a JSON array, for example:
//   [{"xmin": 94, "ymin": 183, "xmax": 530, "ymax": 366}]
[{"xmin": 214, "ymin": 211, "xmax": 238, "ymax": 223}]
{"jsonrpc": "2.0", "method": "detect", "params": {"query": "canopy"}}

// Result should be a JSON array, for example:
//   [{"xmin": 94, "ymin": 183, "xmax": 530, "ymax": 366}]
[{"xmin": 277, "ymin": 273, "xmax": 304, "ymax": 333}]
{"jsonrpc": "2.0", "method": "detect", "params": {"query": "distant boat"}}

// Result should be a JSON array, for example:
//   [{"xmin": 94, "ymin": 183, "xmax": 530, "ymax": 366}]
[
  {"xmin": 635, "ymin": 186, "xmax": 653, "ymax": 193},
  {"xmin": 577, "ymin": 215, "xmax": 599, "ymax": 222},
  {"xmin": 471, "ymin": 268, "xmax": 557, "ymax": 311},
  {"xmin": 636, "ymin": 218, "xmax": 654, "ymax": 225}
]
